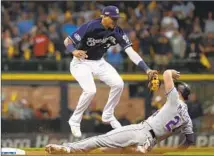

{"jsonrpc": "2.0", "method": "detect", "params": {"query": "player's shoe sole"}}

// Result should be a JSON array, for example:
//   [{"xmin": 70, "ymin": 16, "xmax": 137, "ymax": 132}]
[{"xmin": 45, "ymin": 144, "xmax": 70, "ymax": 154}]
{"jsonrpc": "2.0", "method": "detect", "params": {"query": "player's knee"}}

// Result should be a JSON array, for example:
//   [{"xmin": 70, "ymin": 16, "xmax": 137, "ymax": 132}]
[
  {"xmin": 83, "ymin": 89, "xmax": 96, "ymax": 97},
  {"xmin": 113, "ymin": 80, "xmax": 124, "ymax": 90}
]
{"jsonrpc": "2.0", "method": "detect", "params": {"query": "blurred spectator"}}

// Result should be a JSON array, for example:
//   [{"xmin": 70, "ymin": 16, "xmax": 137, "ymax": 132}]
[
  {"xmin": 61, "ymin": 11, "xmax": 77, "ymax": 38},
  {"xmin": 18, "ymin": 34, "xmax": 32, "ymax": 60},
  {"xmin": 183, "ymin": 9, "xmax": 195, "ymax": 37},
  {"xmin": 17, "ymin": 12, "xmax": 34, "ymax": 36},
  {"xmin": 161, "ymin": 10, "xmax": 179, "ymax": 39},
  {"xmin": 134, "ymin": 2, "xmax": 145, "ymax": 19},
  {"xmin": 22, "ymin": 101, "xmax": 34, "ymax": 120},
  {"xmin": 187, "ymin": 25, "xmax": 203, "ymax": 59},
  {"xmin": 187, "ymin": 93, "xmax": 204, "ymax": 131},
  {"xmin": 146, "ymin": 1, "xmax": 161, "ymax": 25},
  {"xmin": 138, "ymin": 27, "xmax": 152, "ymax": 61},
  {"xmin": 36, "ymin": 5, "xmax": 48, "ymax": 24},
  {"xmin": 48, "ymin": 24, "xmax": 63, "ymax": 53},
  {"xmin": 127, "ymin": 30, "xmax": 140, "ymax": 72},
  {"xmin": 35, "ymin": 103, "xmax": 52, "ymax": 119},
  {"xmin": 1, "ymin": 93, "xmax": 8, "ymax": 119},
  {"xmin": 151, "ymin": 26, "xmax": 172, "ymax": 71},
  {"xmin": 2, "ymin": 29, "xmax": 14, "ymax": 58},
  {"xmin": 7, "ymin": 99, "xmax": 33, "ymax": 120},
  {"xmin": 118, "ymin": 104, "xmax": 131, "ymax": 126},
  {"xmin": 170, "ymin": 30, "xmax": 186, "ymax": 59},
  {"xmin": 199, "ymin": 32, "xmax": 214, "ymax": 55},
  {"xmin": 204, "ymin": 11, "xmax": 214, "ymax": 33},
  {"xmin": 199, "ymin": 32, "xmax": 214, "ymax": 71},
  {"xmin": 193, "ymin": 16, "xmax": 203, "ymax": 33},
  {"xmin": 172, "ymin": 1, "xmax": 195, "ymax": 30},
  {"xmin": 31, "ymin": 29, "xmax": 49, "ymax": 59},
  {"xmin": 8, "ymin": 101, "xmax": 23, "ymax": 119},
  {"xmin": 84, "ymin": 100, "xmax": 113, "ymax": 133}
]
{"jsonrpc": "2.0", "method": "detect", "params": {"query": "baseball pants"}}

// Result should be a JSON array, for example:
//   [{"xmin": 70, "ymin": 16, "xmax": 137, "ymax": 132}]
[
  {"xmin": 63, "ymin": 122, "xmax": 156, "ymax": 152},
  {"xmin": 69, "ymin": 57, "xmax": 124, "ymax": 126}
]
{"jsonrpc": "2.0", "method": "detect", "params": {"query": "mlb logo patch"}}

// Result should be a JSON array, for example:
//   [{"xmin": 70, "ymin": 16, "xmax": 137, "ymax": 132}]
[{"xmin": 74, "ymin": 33, "xmax": 81, "ymax": 41}]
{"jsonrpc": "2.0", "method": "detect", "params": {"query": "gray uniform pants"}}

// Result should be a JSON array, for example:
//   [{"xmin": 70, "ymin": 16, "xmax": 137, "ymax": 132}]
[{"xmin": 63, "ymin": 122, "xmax": 156, "ymax": 152}]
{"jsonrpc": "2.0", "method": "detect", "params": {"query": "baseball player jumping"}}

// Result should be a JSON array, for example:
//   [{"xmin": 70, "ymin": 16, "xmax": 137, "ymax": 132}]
[
  {"xmin": 45, "ymin": 69, "xmax": 195, "ymax": 154},
  {"xmin": 64, "ymin": 5, "xmax": 157, "ymax": 137}
]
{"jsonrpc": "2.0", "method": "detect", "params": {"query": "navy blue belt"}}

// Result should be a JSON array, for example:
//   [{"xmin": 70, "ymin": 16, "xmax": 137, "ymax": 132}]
[{"xmin": 149, "ymin": 129, "xmax": 156, "ymax": 138}]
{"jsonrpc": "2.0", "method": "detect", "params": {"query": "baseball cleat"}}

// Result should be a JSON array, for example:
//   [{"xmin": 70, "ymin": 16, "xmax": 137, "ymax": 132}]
[
  {"xmin": 102, "ymin": 116, "xmax": 122, "ymax": 129},
  {"xmin": 68, "ymin": 121, "xmax": 82, "ymax": 138},
  {"xmin": 45, "ymin": 144, "xmax": 70, "ymax": 154}
]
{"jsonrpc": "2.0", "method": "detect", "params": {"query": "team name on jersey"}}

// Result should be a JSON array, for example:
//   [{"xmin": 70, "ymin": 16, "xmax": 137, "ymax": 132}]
[{"xmin": 86, "ymin": 36, "xmax": 116, "ymax": 46}]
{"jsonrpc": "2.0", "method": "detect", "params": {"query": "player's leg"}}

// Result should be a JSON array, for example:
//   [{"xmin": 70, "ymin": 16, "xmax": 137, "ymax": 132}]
[
  {"xmin": 69, "ymin": 60, "xmax": 96, "ymax": 137},
  {"xmin": 46, "ymin": 124, "xmax": 142, "ymax": 154},
  {"xmin": 95, "ymin": 59, "xmax": 124, "ymax": 128}
]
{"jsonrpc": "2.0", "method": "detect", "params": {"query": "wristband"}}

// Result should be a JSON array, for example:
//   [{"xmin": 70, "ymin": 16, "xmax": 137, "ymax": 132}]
[
  {"xmin": 66, "ymin": 44, "xmax": 76, "ymax": 54},
  {"xmin": 138, "ymin": 60, "xmax": 150, "ymax": 72}
]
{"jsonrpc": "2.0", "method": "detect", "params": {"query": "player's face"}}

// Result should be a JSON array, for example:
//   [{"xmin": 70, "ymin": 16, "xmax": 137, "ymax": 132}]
[{"xmin": 102, "ymin": 16, "xmax": 118, "ymax": 29}]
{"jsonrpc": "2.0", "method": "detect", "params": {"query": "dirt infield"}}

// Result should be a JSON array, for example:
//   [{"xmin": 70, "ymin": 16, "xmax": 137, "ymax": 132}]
[{"xmin": 22, "ymin": 147, "xmax": 214, "ymax": 156}]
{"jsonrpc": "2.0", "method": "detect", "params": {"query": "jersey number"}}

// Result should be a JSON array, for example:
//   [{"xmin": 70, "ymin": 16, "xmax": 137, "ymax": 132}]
[{"xmin": 165, "ymin": 116, "xmax": 180, "ymax": 131}]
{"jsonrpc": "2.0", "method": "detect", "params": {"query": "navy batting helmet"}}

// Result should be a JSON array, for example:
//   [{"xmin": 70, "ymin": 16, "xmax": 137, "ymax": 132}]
[{"xmin": 174, "ymin": 81, "xmax": 191, "ymax": 101}]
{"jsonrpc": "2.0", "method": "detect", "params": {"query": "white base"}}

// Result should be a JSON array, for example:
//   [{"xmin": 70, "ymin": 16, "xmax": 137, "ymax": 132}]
[{"xmin": 1, "ymin": 148, "xmax": 26, "ymax": 155}]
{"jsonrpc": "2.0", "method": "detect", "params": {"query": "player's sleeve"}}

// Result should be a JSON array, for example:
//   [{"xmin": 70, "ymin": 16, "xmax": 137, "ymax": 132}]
[
  {"xmin": 166, "ymin": 87, "xmax": 179, "ymax": 105},
  {"xmin": 116, "ymin": 28, "xmax": 132, "ymax": 50},
  {"xmin": 178, "ymin": 133, "xmax": 195, "ymax": 149},
  {"xmin": 181, "ymin": 117, "xmax": 194, "ymax": 135},
  {"xmin": 68, "ymin": 22, "xmax": 89, "ymax": 46},
  {"xmin": 178, "ymin": 117, "xmax": 194, "ymax": 149}
]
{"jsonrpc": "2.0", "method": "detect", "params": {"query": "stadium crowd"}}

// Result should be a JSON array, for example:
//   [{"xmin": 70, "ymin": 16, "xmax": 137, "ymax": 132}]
[{"xmin": 2, "ymin": 1, "xmax": 214, "ymax": 72}]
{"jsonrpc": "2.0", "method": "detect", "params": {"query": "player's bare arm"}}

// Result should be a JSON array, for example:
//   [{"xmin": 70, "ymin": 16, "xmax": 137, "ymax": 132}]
[
  {"xmin": 163, "ymin": 69, "xmax": 180, "ymax": 93},
  {"xmin": 64, "ymin": 37, "xmax": 88, "ymax": 59}
]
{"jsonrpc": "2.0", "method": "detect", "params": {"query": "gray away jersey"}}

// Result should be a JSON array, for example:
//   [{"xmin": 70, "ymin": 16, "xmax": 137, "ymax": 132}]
[
  {"xmin": 146, "ymin": 87, "xmax": 193, "ymax": 138},
  {"xmin": 68, "ymin": 18, "xmax": 132, "ymax": 60}
]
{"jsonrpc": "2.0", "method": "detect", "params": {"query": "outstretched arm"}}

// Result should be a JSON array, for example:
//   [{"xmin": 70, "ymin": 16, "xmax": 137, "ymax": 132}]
[
  {"xmin": 163, "ymin": 69, "xmax": 180, "ymax": 94},
  {"xmin": 124, "ymin": 46, "xmax": 153, "ymax": 74}
]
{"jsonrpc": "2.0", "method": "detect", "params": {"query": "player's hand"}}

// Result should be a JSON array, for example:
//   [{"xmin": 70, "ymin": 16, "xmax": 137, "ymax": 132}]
[
  {"xmin": 73, "ymin": 50, "xmax": 88, "ymax": 59},
  {"xmin": 171, "ymin": 70, "xmax": 180, "ymax": 80}
]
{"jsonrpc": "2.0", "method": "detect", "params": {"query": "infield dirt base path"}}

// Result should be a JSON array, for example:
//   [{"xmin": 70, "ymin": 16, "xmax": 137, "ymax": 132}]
[{"xmin": 23, "ymin": 147, "xmax": 214, "ymax": 156}]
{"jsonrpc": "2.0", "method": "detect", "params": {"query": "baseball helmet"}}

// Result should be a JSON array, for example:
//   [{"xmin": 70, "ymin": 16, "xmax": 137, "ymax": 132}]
[{"xmin": 174, "ymin": 81, "xmax": 191, "ymax": 100}]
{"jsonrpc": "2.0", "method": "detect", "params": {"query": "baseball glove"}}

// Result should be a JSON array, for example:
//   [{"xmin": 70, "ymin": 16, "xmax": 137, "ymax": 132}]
[{"xmin": 147, "ymin": 70, "xmax": 160, "ymax": 91}]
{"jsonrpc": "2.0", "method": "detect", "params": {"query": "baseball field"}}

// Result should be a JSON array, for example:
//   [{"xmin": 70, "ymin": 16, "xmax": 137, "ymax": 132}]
[{"xmin": 22, "ymin": 147, "xmax": 214, "ymax": 156}]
